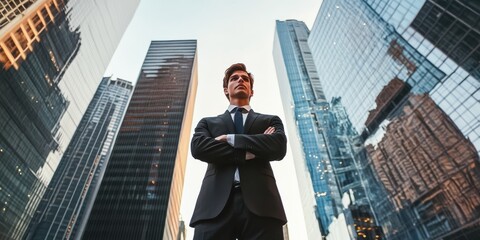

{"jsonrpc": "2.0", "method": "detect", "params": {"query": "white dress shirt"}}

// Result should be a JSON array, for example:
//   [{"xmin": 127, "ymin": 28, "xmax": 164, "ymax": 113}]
[{"xmin": 225, "ymin": 104, "xmax": 254, "ymax": 182}]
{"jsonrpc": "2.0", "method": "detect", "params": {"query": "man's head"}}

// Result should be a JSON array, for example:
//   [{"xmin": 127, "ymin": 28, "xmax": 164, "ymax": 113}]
[{"xmin": 223, "ymin": 63, "xmax": 254, "ymax": 103}]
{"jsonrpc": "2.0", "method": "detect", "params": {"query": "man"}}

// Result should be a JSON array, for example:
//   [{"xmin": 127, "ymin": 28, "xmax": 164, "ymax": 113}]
[{"xmin": 190, "ymin": 63, "xmax": 287, "ymax": 239}]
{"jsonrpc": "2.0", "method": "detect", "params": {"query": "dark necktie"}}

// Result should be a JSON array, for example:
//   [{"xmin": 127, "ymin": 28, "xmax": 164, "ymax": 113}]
[{"xmin": 233, "ymin": 107, "xmax": 245, "ymax": 134}]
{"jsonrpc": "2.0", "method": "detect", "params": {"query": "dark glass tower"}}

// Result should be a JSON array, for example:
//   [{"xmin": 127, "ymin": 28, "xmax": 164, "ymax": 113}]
[
  {"xmin": 0, "ymin": 1, "xmax": 139, "ymax": 239},
  {"xmin": 83, "ymin": 40, "xmax": 198, "ymax": 240},
  {"xmin": 309, "ymin": 0, "xmax": 480, "ymax": 239},
  {"xmin": 25, "ymin": 77, "xmax": 133, "ymax": 240}
]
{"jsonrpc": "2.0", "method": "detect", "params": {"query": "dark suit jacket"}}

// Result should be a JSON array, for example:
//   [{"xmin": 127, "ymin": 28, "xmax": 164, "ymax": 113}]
[{"xmin": 190, "ymin": 109, "xmax": 287, "ymax": 227}]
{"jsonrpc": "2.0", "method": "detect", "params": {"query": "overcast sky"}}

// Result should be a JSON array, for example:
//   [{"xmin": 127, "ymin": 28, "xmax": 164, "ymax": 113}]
[{"xmin": 105, "ymin": 0, "xmax": 323, "ymax": 239}]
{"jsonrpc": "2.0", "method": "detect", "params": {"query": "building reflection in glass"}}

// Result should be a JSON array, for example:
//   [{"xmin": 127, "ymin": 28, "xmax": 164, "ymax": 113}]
[
  {"xmin": 309, "ymin": 0, "xmax": 480, "ymax": 239},
  {"xmin": 364, "ymin": 89, "xmax": 480, "ymax": 239},
  {"xmin": 328, "ymin": 98, "xmax": 384, "ymax": 240},
  {"xmin": 0, "ymin": 0, "xmax": 139, "ymax": 238},
  {"xmin": 25, "ymin": 77, "xmax": 133, "ymax": 240},
  {"xmin": 274, "ymin": 19, "xmax": 385, "ymax": 239},
  {"xmin": 410, "ymin": 0, "xmax": 480, "ymax": 80}
]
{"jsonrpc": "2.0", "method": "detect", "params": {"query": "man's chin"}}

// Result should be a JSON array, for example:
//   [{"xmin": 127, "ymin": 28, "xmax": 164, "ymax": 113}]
[{"xmin": 231, "ymin": 93, "xmax": 249, "ymax": 99}]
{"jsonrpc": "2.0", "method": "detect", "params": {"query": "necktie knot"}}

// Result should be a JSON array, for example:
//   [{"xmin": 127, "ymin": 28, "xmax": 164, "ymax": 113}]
[{"xmin": 231, "ymin": 107, "xmax": 247, "ymax": 114}]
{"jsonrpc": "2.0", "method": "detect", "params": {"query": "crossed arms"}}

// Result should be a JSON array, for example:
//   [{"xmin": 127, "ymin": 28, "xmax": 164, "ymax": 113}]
[{"xmin": 190, "ymin": 116, "xmax": 287, "ymax": 165}]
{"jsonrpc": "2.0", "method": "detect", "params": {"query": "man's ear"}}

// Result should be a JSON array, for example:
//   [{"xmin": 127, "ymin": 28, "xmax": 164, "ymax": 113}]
[
  {"xmin": 224, "ymin": 87, "xmax": 230, "ymax": 99},
  {"xmin": 250, "ymin": 89, "xmax": 254, "ymax": 97}
]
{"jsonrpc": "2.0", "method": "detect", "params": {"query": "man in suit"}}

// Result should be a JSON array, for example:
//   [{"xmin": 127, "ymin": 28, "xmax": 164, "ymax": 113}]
[{"xmin": 190, "ymin": 63, "xmax": 287, "ymax": 239}]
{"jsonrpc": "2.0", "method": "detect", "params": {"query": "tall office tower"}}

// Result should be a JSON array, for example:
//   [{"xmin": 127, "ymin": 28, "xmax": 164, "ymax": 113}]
[
  {"xmin": 0, "ymin": 0, "xmax": 139, "ymax": 239},
  {"xmin": 83, "ymin": 40, "xmax": 198, "ymax": 240},
  {"xmin": 274, "ymin": 20, "xmax": 380, "ymax": 240},
  {"xmin": 25, "ymin": 77, "xmax": 133, "ymax": 239},
  {"xmin": 309, "ymin": 0, "xmax": 480, "ymax": 239},
  {"xmin": 273, "ymin": 19, "xmax": 337, "ymax": 239}
]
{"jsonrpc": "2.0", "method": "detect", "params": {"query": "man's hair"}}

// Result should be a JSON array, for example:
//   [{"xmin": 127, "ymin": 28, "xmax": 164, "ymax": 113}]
[{"xmin": 223, "ymin": 63, "xmax": 254, "ymax": 100}]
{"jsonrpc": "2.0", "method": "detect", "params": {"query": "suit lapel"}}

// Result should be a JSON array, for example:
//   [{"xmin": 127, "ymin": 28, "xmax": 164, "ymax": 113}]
[
  {"xmin": 220, "ymin": 110, "xmax": 236, "ymax": 134},
  {"xmin": 244, "ymin": 110, "xmax": 258, "ymax": 134}
]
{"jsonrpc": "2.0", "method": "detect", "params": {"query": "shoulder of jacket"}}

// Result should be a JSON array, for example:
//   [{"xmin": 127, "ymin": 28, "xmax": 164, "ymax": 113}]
[
  {"xmin": 201, "ymin": 116, "xmax": 221, "ymax": 121},
  {"xmin": 255, "ymin": 112, "xmax": 278, "ymax": 119}
]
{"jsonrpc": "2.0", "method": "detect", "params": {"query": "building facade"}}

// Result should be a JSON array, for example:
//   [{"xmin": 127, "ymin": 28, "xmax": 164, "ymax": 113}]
[
  {"xmin": 273, "ymin": 19, "xmax": 338, "ymax": 239},
  {"xmin": 327, "ymin": 98, "xmax": 384, "ymax": 240},
  {"xmin": 82, "ymin": 40, "xmax": 198, "ymax": 240},
  {"xmin": 309, "ymin": 0, "xmax": 480, "ymax": 239},
  {"xmin": 0, "ymin": 0, "xmax": 139, "ymax": 239},
  {"xmin": 274, "ymin": 19, "xmax": 382, "ymax": 240},
  {"xmin": 25, "ymin": 77, "xmax": 133, "ymax": 239}
]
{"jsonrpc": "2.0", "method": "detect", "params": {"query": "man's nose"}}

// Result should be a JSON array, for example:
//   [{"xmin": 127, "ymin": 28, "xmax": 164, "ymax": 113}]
[{"xmin": 238, "ymin": 77, "xmax": 245, "ymax": 82}]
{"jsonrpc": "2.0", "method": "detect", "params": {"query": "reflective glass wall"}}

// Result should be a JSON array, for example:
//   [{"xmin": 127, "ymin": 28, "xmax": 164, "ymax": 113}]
[
  {"xmin": 0, "ymin": 0, "xmax": 139, "ymax": 238},
  {"xmin": 273, "ymin": 20, "xmax": 335, "ymax": 239},
  {"xmin": 309, "ymin": 0, "xmax": 480, "ymax": 239},
  {"xmin": 274, "ymin": 20, "xmax": 383, "ymax": 240},
  {"xmin": 83, "ymin": 40, "xmax": 198, "ymax": 240},
  {"xmin": 26, "ymin": 77, "xmax": 133, "ymax": 240}
]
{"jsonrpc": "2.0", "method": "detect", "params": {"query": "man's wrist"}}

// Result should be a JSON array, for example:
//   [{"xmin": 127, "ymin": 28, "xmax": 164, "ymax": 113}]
[{"xmin": 227, "ymin": 134, "xmax": 235, "ymax": 146}]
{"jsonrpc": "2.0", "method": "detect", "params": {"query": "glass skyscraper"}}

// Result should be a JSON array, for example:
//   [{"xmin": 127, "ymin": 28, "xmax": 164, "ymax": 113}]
[
  {"xmin": 274, "ymin": 19, "xmax": 382, "ymax": 240},
  {"xmin": 82, "ymin": 40, "xmax": 198, "ymax": 240},
  {"xmin": 0, "ymin": 0, "xmax": 139, "ymax": 239},
  {"xmin": 273, "ymin": 19, "xmax": 336, "ymax": 239},
  {"xmin": 309, "ymin": 0, "xmax": 480, "ymax": 239},
  {"xmin": 25, "ymin": 77, "xmax": 133, "ymax": 240}
]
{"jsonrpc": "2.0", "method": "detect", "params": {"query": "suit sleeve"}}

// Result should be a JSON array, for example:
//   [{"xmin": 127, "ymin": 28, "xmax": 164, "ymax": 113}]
[
  {"xmin": 191, "ymin": 118, "xmax": 246, "ymax": 165},
  {"xmin": 234, "ymin": 115, "xmax": 287, "ymax": 161}
]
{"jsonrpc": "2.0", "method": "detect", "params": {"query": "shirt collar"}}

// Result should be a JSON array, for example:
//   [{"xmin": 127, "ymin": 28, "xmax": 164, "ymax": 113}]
[{"xmin": 228, "ymin": 104, "xmax": 251, "ymax": 112}]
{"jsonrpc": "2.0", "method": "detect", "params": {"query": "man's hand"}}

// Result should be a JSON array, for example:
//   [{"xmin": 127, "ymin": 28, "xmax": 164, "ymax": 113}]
[
  {"xmin": 264, "ymin": 126, "xmax": 275, "ymax": 135},
  {"xmin": 245, "ymin": 127, "xmax": 275, "ymax": 161},
  {"xmin": 215, "ymin": 134, "xmax": 228, "ymax": 142}
]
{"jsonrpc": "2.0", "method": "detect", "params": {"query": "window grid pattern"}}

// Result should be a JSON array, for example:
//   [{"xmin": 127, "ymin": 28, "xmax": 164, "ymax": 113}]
[
  {"xmin": 309, "ymin": 0, "xmax": 480, "ymax": 239},
  {"xmin": 275, "ymin": 20, "xmax": 340, "ymax": 235},
  {"xmin": 0, "ymin": 0, "xmax": 140, "ymax": 238},
  {"xmin": 83, "ymin": 40, "xmax": 197, "ymax": 240},
  {"xmin": 0, "ymin": 0, "xmax": 37, "ymax": 29},
  {"xmin": 25, "ymin": 78, "xmax": 133, "ymax": 239}
]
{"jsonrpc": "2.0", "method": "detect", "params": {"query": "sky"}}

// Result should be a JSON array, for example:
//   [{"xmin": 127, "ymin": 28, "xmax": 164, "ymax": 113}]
[{"xmin": 104, "ymin": 0, "xmax": 323, "ymax": 239}]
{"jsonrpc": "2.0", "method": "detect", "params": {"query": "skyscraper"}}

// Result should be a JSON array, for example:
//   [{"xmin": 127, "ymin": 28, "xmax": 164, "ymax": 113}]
[
  {"xmin": 25, "ymin": 77, "xmax": 133, "ymax": 239},
  {"xmin": 274, "ymin": 19, "xmax": 381, "ymax": 240},
  {"xmin": 309, "ymin": 0, "xmax": 480, "ymax": 239},
  {"xmin": 0, "ymin": 1, "xmax": 139, "ymax": 239},
  {"xmin": 273, "ymin": 19, "xmax": 335, "ymax": 239},
  {"xmin": 83, "ymin": 40, "xmax": 198, "ymax": 240}
]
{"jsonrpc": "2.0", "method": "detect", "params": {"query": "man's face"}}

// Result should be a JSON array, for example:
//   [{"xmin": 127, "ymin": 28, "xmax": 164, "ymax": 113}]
[{"xmin": 224, "ymin": 70, "xmax": 253, "ymax": 100}]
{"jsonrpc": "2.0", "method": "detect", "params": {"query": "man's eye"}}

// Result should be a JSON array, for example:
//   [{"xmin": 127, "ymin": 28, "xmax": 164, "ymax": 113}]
[{"xmin": 230, "ymin": 76, "xmax": 239, "ymax": 81}]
